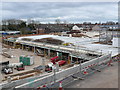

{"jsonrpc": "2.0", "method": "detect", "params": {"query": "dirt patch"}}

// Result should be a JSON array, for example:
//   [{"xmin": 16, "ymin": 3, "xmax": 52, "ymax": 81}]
[
  {"xmin": 72, "ymin": 33, "xmax": 91, "ymax": 38},
  {"xmin": 33, "ymin": 37, "xmax": 64, "ymax": 45},
  {"xmin": 93, "ymin": 35, "xmax": 100, "ymax": 37},
  {"xmin": 93, "ymin": 41, "xmax": 112, "ymax": 45}
]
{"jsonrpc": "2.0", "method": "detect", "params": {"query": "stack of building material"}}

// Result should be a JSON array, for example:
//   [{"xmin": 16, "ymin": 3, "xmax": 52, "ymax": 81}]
[
  {"xmin": 2, "ymin": 52, "xmax": 11, "ymax": 58},
  {"xmin": 33, "ymin": 38, "xmax": 64, "ymax": 45}
]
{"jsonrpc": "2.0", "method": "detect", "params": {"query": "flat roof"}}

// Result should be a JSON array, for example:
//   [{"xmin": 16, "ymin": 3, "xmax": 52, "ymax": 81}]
[{"xmin": 16, "ymin": 35, "xmax": 119, "ymax": 57}]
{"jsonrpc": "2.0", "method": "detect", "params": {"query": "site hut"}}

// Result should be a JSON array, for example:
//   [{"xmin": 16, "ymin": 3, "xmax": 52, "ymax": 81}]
[{"xmin": 3, "ymin": 35, "xmax": 102, "ymax": 65}]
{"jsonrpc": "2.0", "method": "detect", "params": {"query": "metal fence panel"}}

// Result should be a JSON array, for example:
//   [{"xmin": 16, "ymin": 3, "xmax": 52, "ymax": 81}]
[{"xmin": 14, "ymin": 54, "xmax": 111, "ymax": 88}]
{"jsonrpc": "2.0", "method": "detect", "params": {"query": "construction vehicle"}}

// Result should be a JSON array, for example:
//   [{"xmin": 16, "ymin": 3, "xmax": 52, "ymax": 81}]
[
  {"xmin": 45, "ymin": 65, "xmax": 52, "ymax": 73},
  {"xmin": 16, "ymin": 64, "xmax": 25, "ymax": 71},
  {"xmin": 58, "ymin": 60, "xmax": 66, "ymax": 66},
  {"xmin": 45, "ymin": 63, "xmax": 56, "ymax": 73},
  {"xmin": 51, "ymin": 56, "xmax": 59, "ymax": 64},
  {"xmin": 0, "ymin": 61, "xmax": 9, "ymax": 65},
  {"xmin": 2, "ymin": 66, "xmax": 13, "ymax": 74}
]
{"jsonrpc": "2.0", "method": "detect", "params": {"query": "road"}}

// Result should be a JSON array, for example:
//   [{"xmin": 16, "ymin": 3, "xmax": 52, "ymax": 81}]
[{"xmin": 65, "ymin": 62, "xmax": 118, "ymax": 88}]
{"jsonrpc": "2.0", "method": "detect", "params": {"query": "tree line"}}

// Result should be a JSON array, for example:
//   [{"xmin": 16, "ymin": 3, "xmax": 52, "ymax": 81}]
[{"xmin": 2, "ymin": 19, "xmax": 36, "ymax": 34}]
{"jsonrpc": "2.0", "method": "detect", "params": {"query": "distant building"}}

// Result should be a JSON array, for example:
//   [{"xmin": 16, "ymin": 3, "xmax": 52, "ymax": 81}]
[
  {"xmin": 92, "ymin": 25, "xmax": 102, "ymax": 31},
  {"xmin": 112, "ymin": 34, "xmax": 120, "ymax": 47},
  {"xmin": 0, "ymin": 31, "xmax": 20, "ymax": 35},
  {"xmin": 92, "ymin": 24, "xmax": 118, "ymax": 31},
  {"xmin": 67, "ymin": 25, "xmax": 82, "ymax": 34},
  {"xmin": 36, "ymin": 28, "xmax": 45, "ymax": 34},
  {"xmin": 100, "ymin": 25, "xmax": 118, "ymax": 30},
  {"xmin": 35, "ymin": 24, "xmax": 70, "ymax": 33},
  {"xmin": 72, "ymin": 25, "xmax": 80, "ymax": 30}
]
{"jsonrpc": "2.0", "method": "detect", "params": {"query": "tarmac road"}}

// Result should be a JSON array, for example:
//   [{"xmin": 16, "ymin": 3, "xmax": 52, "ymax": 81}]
[{"xmin": 65, "ymin": 62, "xmax": 118, "ymax": 88}]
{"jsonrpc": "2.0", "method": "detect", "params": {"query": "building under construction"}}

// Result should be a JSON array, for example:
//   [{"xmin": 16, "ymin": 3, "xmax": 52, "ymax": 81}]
[
  {"xmin": 1, "ymin": 34, "xmax": 113, "ymax": 89},
  {"xmin": 3, "ymin": 35, "xmax": 102, "ymax": 64}
]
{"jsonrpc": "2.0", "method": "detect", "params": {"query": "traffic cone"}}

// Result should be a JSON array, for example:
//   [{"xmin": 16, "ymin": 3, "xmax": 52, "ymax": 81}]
[
  {"xmin": 59, "ymin": 81, "xmax": 63, "ymax": 90},
  {"xmin": 37, "ymin": 86, "xmax": 41, "ymax": 90},
  {"xmin": 88, "ymin": 65, "xmax": 91, "ymax": 68},
  {"xmin": 42, "ymin": 84, "xmax": 46, "ymax": 88},
  {"xmin": 108, "ymin": 60, "xmax": 112, "ymax": 66},
  {"xmin": 83, "ymin": 69, "xmax": 88, "ymax": 75}
]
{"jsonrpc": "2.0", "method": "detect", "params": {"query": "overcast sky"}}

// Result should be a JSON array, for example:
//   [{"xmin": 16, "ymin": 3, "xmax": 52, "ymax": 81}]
[{"xmin": 2, "ymin": 2, "xmax": 118, "ymax": 23}]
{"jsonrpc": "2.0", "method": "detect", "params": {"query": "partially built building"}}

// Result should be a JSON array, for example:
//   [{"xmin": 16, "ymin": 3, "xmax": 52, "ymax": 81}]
[{"xmin": 2, "ymin": 34, "xmax": 112, "ymax": 89}]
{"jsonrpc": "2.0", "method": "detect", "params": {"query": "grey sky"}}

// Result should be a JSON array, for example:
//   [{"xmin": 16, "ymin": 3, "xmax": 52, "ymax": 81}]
[{"xmin": 2, "ymin": 2, "xmax": 118, "ymax": 23}]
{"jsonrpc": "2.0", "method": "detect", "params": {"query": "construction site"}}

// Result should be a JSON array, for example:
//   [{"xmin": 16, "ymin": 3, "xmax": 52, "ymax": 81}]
[{"xmin": 0, "ymin": 31, "xmax": 120, "ymax": 89}]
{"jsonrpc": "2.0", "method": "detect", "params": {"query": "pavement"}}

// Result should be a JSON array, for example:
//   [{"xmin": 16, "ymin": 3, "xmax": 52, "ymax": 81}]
[{"xmin": 65, "ymin": 62, "xmax": 118, "ymax": 88}]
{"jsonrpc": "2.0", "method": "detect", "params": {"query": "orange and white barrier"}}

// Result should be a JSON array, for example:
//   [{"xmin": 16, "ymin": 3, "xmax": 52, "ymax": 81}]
[
  {"xmin": 83, "ymin": 69, "xmax": 88, "ymax": 75},
  {"xmin": 108, "ymin": 60, "xmax": 113, "ymax": 66},
  {"xmin": 59, "ymin": 81, "xmax": 63, "ymax": 90},
  {"xmin": 37, "ymin": 86, "xmax": 41, "ymax": 90},
  {"xmin": 37, "ymin": 84, "xmax": 47, "ymax": 89}
]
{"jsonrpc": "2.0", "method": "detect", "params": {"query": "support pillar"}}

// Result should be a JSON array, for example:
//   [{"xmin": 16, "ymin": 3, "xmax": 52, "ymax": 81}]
[
  {"xmin": 42, "ymin": 58, "xmax": 45, "ymax": 72},
  {"xmin": 57, "ymin": 52, "xmax": 59, "ymax": 56},
  {"xmin": 71, "ymin": 55, "xmax": 73, "ymax": 64},
  {"xmin": 48, "ymin": 49, "xmax": 50, "ymax": 58},
  {"xmin": 44, "ymin": 48, "xmax": 46, "ymax": 57},
  {"xmin": 68, "ymin": 56, "xmax": 71, "ymax": 64},
  {"xmin": 22, "ymin": 44, "xmax": 24, "ymax": 50},
  {"xmin": 13, "ymin": 42, "xmax": 16, "ymax": 48},
  {"xmin": 34, "ymin": 46, "xmax": 36, "ymax": 55}
]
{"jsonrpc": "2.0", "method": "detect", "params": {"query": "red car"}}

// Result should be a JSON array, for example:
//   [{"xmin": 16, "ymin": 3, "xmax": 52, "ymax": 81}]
[{"xmin": 58, "ymin": 60, "xmax": 66, "ymax": 66}]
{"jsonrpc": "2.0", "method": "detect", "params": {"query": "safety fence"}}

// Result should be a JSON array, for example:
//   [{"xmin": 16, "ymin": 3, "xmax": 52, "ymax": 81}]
[
  {"xmin": 15, "ymin": 53, "xmax": 111, "ymax": 88},
  {"xmin": 1, "ymin": 73, "xmax": 50, "ymax": 89}
]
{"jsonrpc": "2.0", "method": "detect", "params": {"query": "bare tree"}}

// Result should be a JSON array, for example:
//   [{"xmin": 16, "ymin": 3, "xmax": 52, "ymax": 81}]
[
  {"xmin": 55, "ymin": 19, "xmax": 61, "ymax": 24},
  {"xmin": 63, "ymin": 20, "xmax": 68, "ymax": 24}
]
